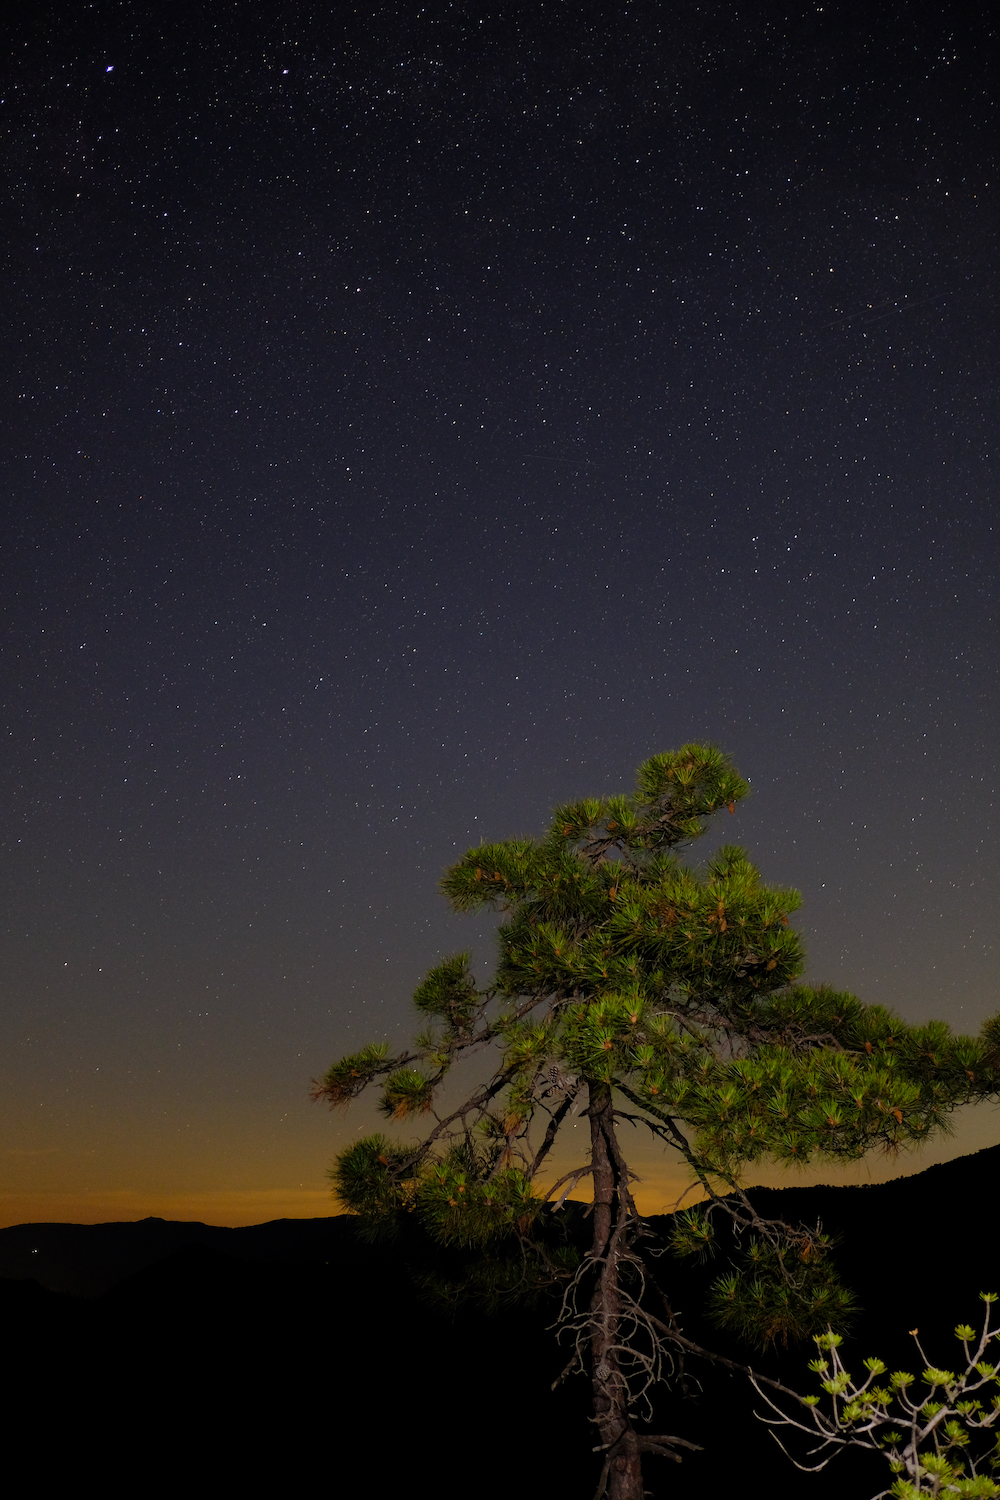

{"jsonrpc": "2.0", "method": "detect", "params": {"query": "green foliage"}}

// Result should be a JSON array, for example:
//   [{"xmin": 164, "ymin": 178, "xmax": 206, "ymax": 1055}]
[
  {"xmin": 327, "ymin": 1134, "xmax": 417, "ymax": 1240},
  {"xmin": 412, "ymin": 953, "xmax": 480, "ymax": 1029},
  {"xmin": 378, "ymin": 1068, "xmax": 436, "ymax": 1119},
  {"xmin": 758, "ymin": 1293, "xmax": 1000, "ymax": 1497},
  {"xmin": 982, "ymin": 1014, "xmax": 1000, "ymax": 1070},
  {"xmin": 708, "ymin": 1233, "xmax": 857, "ymax": 1350},
  {"xmin": 320, "ymin": 747, "xmax": 998, "ymax": 1277},
  {"xmin": 669, "ymin": 1205, "xmax": 716, "ymax": 1260},
  {"xmin": 416, "ymin": 1146, "xmax": 540, "ymax": 1249},
  {"xmin": 310, "ymin": 1041, "xmax": 393, "ymax": 1106},
  {"xmin": 314, "ymin": 744, "xmax": 1000, "ymax": 1498},
  {"xmin": 674, "ymin": 1005, "xmax": 988, "ymax": 1172}
]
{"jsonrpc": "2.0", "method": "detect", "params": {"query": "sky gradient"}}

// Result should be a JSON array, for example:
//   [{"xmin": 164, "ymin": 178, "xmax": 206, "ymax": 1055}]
[{"xmin": 3, "ymin": 1, "xmax": 999, "ymax": 1226}]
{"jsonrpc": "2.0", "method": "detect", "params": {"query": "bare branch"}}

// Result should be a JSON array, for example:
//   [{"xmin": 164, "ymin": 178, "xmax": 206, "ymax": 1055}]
[
  {"xmin": 543, "ymin": 1165, "xmax": 594, "ymax": 1209},
  {"xmin": 529, "ymin": 1085, "xmax": 582, "ymax": 1177}
]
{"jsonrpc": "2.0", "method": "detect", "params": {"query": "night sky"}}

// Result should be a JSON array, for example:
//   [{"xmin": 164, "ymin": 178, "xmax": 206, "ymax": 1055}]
[{"xmin": 3, "ymin": 1, "xmax": 999, "ymax": 1227}]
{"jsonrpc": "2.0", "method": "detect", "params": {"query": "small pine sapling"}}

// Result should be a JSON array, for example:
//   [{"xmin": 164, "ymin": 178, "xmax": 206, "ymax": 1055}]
[{"xmin": 751, "ymin": 1292, "xmax": 1000, "ymax": 1497}]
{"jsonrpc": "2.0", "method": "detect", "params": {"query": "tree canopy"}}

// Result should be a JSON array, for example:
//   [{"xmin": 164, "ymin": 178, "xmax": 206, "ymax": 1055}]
[{"xmin": 314, "ymin": 745, "xmax": 1000, "ymax": 1500}]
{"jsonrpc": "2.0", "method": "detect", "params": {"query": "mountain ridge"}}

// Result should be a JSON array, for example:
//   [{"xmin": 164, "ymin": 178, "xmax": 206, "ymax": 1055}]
[{"xmin": 4, "ymin": 1138, "xmax": 997, "ymax": 1297}]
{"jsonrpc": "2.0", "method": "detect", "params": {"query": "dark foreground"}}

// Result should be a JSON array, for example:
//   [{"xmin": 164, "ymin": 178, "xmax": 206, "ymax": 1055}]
[{"xmin": 4, "ymin": 1145, "xmax": 998, "ymax": 1497}]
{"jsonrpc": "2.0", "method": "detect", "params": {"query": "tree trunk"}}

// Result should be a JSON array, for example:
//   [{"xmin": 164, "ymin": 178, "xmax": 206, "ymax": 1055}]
[{"xmin": 588, "ymin": 1080, "xmax": 644, "ymax": 1500}]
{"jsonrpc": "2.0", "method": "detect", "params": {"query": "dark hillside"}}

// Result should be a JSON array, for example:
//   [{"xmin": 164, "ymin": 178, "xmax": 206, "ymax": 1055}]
[
  {"xmin": 3, "ymin": 1233, "xmax": 593, "ymax": 1495},
  {"xmin": 0, "ymin": 1212, "xmax": 363, "ymax": 1297},
  {"xmin": 4, "ymin": 1143, "xmax": 998, "ymax": 1496}
]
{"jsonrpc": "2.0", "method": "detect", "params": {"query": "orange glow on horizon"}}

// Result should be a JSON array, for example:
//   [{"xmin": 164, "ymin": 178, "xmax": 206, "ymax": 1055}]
[
  {"xmin": 0, "ymin": 1187, "xmax": 335, "ymax": 1229},
  {"xmin": 5, "ymin": 1105, "xmax": 996, "ymax": 1230}
]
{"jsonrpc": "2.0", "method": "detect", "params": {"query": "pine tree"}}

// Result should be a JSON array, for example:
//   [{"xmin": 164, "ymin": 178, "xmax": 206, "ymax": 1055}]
[{"xmin": 313, "ymin": 745, "xmax": 1000, "ymax": 1500}]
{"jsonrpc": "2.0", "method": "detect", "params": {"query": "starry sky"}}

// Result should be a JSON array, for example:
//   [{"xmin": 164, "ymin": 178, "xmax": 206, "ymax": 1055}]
[{"xmin": 3, "ymin": 1, "xmax": 999, "ymax": 1227}]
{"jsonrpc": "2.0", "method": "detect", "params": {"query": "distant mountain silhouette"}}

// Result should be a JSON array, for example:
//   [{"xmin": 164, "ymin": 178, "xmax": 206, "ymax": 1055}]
[
  {"xmin": 4, "ymin": 1144, "xmax": 997, "ymax": 1497},
  {"xmin": 0, "ymin": 1212, "xmax": 363, "ymax": 1296}
]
